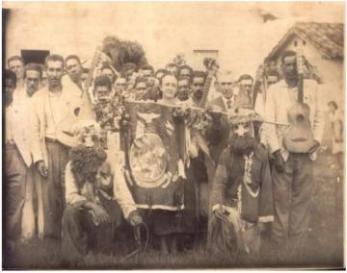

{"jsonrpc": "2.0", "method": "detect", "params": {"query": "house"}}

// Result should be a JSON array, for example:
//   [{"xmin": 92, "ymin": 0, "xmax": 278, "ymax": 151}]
[{"xmin": 263, "ymin": 22, "xmax": 344, "ymax": 107}]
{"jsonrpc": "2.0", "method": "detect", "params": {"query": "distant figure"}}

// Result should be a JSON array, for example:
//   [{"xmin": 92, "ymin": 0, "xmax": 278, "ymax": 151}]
[
  {"xmin": 237, "ymin": 74, "xmax": 254, "ymax": 108},
  {"xmin": 80, "ymin": 67, "xmax": 90, "ymax": 90},
  {"xmin": 139, "ymin": 65, "xmax": 154, "ymax": 78},
  {"xmin": 178, "ymin": 65, "xmax": 193, "ymax": 80},
  {"xmin": 327, "ymin": 101, "xmax": 343, "ymax": 169},
  {"xmin": 165, "ymin": 63, "xmax": 179, "ymax": 77},
  {"xmin": 101, "ymin": 64, "xmax": 117, "ymax": 86},
  {"xmin": 8, "ymin": 55, "xmax": 25, "ymax": 90},
  {"xmin": 114, "ymin": 76, "xmax": 127, "ymax": 95},
  {"xmin": 65, "ymin": 55, "xmax": 83, "ymax": 90},
  {"xmin": 155, "ymin": 68, "xmax": 168, "ymax": 81},
  {"xmin": 134, "ymin": 77, "xmax": 149, "ymax": 101},
  {"xmin": 186, "ymin": 71, "xmax": 206, "ymax": 107},
  {"xmin": 177, "ymin": 76, "xmax": 191, "ymax": 101}
]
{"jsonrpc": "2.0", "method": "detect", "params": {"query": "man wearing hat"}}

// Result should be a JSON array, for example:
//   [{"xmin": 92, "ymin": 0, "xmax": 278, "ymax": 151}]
[{"xmin": 208, "ymin": 109, "xmax": 273, "ymax": 256}]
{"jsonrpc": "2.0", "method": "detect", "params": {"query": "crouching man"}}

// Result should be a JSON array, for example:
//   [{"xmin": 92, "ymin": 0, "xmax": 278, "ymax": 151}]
[
  {"xmin": 208, "ymin": 109, "xmax": 273, "ymax": 256},
  {"xmin": 62, "ymin": 121, "xmax": 142, "ymax": 260}
]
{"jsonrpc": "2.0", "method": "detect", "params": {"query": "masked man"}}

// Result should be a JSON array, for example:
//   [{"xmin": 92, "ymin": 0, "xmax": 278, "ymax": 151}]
[
  {"xmin": 62, "ymin": 120, "xmax": 142, "ymax": 260},
  {"xmin": 208, "ymin": 109, "xmax": 273, "ymax": 256}
]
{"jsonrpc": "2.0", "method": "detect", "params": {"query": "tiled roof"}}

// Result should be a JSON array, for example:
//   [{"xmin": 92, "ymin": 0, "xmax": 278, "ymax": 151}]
[{"xmin": 266, "ymin": 22, "xmax": 344, "ymax": 60}]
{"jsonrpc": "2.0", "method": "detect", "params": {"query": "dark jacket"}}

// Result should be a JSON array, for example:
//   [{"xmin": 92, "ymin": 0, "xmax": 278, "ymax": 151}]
[{"xmin": 210, "ymin": 144, "xmax": 273, "ymax": 223}]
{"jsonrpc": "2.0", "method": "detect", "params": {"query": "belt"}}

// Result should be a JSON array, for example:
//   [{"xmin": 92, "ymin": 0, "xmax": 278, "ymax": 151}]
[
  {"xmin": 45, "ymin": 137, "xmax": 59, "ymax": 144},
  {"xmin": 45, "ymin": 137, "xmax": 71, "ymax": 149}
]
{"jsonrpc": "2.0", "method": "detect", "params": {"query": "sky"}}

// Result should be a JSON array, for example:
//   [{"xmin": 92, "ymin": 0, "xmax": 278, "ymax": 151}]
[{"xmin": 3, "ymin": 2, "xmax": 345, "ymax": 77}]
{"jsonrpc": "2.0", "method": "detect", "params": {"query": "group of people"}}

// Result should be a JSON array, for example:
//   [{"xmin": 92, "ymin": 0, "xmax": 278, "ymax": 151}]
[{"xmin": 3, "ymin": 49, "xmax": 338, "ymax": 263}]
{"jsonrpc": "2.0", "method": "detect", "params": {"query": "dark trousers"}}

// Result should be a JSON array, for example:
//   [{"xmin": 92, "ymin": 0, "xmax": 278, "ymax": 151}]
[
  {"xmin": 62, "ymin": 202, "xmax": 123, "ymax": 259},
  {"xmin": 41, "ymin": 140, "xmax": 69, "ymax": 239},
  {"xmin": 271, "ymin": 153, "xmax": 314, "ymax": 256},
  {"xmin": 4, "ymin": 144, "xmax": 28, "ymax": 240}
]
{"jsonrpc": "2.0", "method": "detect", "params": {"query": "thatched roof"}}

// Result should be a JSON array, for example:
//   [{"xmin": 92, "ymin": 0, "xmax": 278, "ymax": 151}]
[{"xmin": 266, "ymin": 22, "xmax": 344, "ymax": 61}]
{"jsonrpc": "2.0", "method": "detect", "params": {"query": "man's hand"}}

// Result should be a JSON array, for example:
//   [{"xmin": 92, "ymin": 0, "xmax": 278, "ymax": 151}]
[
  {"xmin": 308, "ymin": 140, "xmax": 320, "ymax": 161},
  {"xmin": 272, "ymin": 150, "xmax": 285, "ymax": 173},
  {"xmin": 308, "ymin": 140, "xmax": 320, "ymax": 154},
  {"xmin": 36, "ymin": 160, "xmax": 48, "ymax": 177},
  {"xmin": 213, "ymin": 204, "xmax": 227, "ymax": 220},
  {"xmin": 128, "ymin": 211, "xmax": 143, "ymax": 226},
  {"xmin": 91, "ymin": 204, "xmax": 110, "ymax": 225}
]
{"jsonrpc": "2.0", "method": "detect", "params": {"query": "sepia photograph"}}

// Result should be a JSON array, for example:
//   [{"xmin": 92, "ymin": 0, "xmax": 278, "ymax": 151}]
[{"xmin": 2, "ymin": 1, "xmax": 345, "ymax": 269}]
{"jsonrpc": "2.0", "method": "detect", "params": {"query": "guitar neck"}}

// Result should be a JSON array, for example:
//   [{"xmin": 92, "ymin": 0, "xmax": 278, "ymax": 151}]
[
  {"xmin": 298, "ymin": 72, "xmax": 304, "ymax": 103},
  {"xmin": 199, "ymin": 74, "xmax": 213, "ymax": 108},
  {"xmin": 296, "ymin": 42, "xmax": 305, "ymax": 104}
]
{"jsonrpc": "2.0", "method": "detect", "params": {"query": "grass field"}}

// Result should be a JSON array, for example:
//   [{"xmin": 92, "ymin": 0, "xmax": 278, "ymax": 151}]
[{"xmin": 3, "ymin": 151, "xmax": 344, "ymax": 269}]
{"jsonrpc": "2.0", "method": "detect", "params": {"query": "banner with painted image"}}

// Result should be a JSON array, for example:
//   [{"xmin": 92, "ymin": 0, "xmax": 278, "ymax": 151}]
[{"xmin": 123, "ymin": 101, "xmax": 186, "ymax": 211}]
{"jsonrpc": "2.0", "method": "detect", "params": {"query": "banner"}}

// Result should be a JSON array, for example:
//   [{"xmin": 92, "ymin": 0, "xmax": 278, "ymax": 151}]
[{"xmin": 123, "ymin": 101, "xmax": 185, "ymax": 211}]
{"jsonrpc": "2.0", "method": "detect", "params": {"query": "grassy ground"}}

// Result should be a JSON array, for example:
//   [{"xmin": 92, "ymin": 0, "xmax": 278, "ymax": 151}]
[{"xmin": 3, "ymin": 151, "xmax": 344, "ymax": 269}]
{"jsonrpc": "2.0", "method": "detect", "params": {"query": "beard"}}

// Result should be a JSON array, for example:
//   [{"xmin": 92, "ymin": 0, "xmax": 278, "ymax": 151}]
[
  {"xmin": 48, "ymin": 78, "xmax": 62, "ymax": 90},
  {"xmin": 229, "ymin": 134, "xmax": 258, "ymax": 155},
  {"xmin": 193, "ymin": 89, "xmax": 203, "ymax": 101},
  {"xmin": 178, "ymin": 90, "xmax": 189, "ymax": 101}
]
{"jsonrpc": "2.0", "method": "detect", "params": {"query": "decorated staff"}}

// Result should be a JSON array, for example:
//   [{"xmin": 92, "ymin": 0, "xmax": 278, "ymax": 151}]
[{"xmin": 208, "ymin": 108, "xmax": 273, "ymax": 256}]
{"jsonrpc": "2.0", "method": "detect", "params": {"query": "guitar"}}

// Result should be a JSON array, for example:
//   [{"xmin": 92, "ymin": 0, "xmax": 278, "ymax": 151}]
[
  {"xmin": 198, "ymin": 57, "xmax": 219, "ymax": 108},
  {"xmin": 283, "ymin": 40, "xmax": 318, "ymax": 153},
  {"xmin": 82, "ymin": 46, "xmax": 103, "ymax": 105}
]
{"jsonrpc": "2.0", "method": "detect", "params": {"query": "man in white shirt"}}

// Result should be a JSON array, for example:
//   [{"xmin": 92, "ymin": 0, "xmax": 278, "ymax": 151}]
[
  {"xmin": 5, "ymin": 64, "xmax": 43, "ymax": 244},
  {"xmin": 16, "ymin": 63, "xmax": 45, "ymax": 240},
  {"xmin": 31, "ymin": 54, "xmax": 94, "ymax": 239},
  {"xmin": 263, "ymin": 50, "xmax": 324, "ymax": 259},
  {"xmin": 65, "ymin": 55, "xmax": 83, "ymax": 91},
  {"xmin": 207, "ymin": 71, "xmax": 237, "ymax": 165},
  {"xmin": 209, "ymin": 71, "xmax": 237, "ymax": 112}
]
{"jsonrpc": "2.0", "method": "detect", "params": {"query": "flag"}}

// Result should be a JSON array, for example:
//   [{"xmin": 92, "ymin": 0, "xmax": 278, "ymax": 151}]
[{"xmin": 123, "ymin": 101, "xmax": 185, "ymax": 211}]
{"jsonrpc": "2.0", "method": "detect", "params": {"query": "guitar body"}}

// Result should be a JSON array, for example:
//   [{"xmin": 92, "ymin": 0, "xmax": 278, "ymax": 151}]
[
  {"xmin": 282, "ymin": 40, "xmax": 318, "ymax": 154},
  {"xmin": 283, "ymin": 101, "xmax": 316, "ymax": 153}
]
